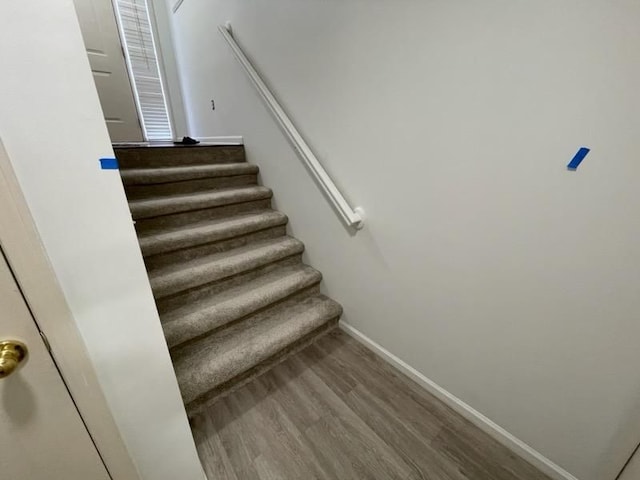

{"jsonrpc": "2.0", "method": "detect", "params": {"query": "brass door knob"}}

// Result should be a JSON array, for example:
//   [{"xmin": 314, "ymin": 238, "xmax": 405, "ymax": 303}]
[{"xmin": 0, "ymin": 340, "xmax": 28, "ymax": 379}]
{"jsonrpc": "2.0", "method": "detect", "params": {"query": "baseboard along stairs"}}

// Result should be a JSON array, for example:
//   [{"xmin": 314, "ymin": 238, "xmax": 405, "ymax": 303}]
[{"xmin": 115, "ymin": 144, "xmax": 343, "ymax": 414}]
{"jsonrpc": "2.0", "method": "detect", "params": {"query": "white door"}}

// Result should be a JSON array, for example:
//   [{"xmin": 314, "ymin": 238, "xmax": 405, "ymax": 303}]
[
  {"xmin": 0, "ymin": 250, "xmax": 110, "ymax": 480},
  {"xmin": 73, "ymin": 0, "xmax": 144, "ymax": 142}
]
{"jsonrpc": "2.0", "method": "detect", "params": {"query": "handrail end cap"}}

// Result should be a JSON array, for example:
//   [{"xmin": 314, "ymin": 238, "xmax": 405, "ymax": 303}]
[{"xmin": 353, "ymin": 207, "xmax": 365, "ymax": 230}]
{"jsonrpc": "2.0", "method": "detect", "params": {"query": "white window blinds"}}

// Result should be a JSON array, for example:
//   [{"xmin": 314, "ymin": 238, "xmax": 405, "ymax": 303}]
[{"xmin": 115, "ymin": 0, "xmax": 173, "ymax": 140}]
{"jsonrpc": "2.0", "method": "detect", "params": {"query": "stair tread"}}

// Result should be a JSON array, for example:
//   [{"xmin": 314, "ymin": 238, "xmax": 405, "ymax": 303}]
[
  {"xmin": 129, "ymin": 186, "xmax": 272, "ymax": 220},
  {"xmin": 121, "ymin": 163, "xmax": 258, "ymax": 185},
  {"xmin": 162, "ymin": 264, "xmax": 322, "ymax": 348},
  {"xmin": 149, "ymin": 236, "xmax": 304, "ymax": 298},
  {"xmin": 173, "ymin": 294, "xmax": 343, "ymax": 404},
  {"xmin": 138, "ymin": 210, "xmax": 288, "ymax": 257}
]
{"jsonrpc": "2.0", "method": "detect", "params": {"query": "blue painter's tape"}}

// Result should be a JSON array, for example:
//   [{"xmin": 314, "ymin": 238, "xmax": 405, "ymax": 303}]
[
  {"xmin": 567, "ymin": 147, "xmax": 590, "ymax": 170},
  {"xmin": 100, "ymin": 157, "xmax": 119, "ymax": 170}
]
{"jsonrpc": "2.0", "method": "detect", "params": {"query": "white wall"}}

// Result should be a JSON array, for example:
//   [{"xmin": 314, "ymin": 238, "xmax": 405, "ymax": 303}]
[
  {"xmin": 167, "ymin": 1, "xmax": 640, "ymax": 479},
  {"xmin": 0, "ymin": 1, "xmax": 203, "ymax": 479}
]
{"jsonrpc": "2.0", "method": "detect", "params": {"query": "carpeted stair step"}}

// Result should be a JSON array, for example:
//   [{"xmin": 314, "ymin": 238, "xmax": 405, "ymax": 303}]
[
  {"xmin": 138, "ymin": 210, "xmax": 288, "ymax": 257},
  {"xmin": 121, "ymin": 163, "xmax": 258, "ymax": 184},
  {"xmin": 129, "ymin": 186, "xmax": 272, "ymax": 220},
  {"xmin": 115, "ymin": 145, "xmax": 245, "ymax": 168},
  {"xmin": 173, "ymin": 294, "xmax": 343, "ymax": 407},
  {"xmin": 162, "ymin": 265, "xmax": 323, "ymax": 349},
  {"xmin": 134, "ymin": 197, "xmax": 273, "ymax": 232},
  {"xmin": 154, "ymin": 255, "xmax": 304, "ymax": 315},
  {"xmin": 148, "ymin": 236, "xmax": 305, "ymax": 299},
  {"xmin": 121, "ymin": 163, "xmax": 259, "ymax": 198},
  {"xmin": 143, "ymin": 225, "xmax": 288, "ymax": 271}
]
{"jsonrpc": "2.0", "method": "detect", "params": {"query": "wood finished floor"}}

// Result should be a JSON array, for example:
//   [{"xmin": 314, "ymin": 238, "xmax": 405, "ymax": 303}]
[{"xmin": 191, "ymin": 329, "xmax": 552, "ymax": 480}]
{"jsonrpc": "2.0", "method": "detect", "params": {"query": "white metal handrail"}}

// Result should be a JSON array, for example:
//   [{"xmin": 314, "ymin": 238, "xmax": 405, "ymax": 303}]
[{"xmin": 218, "ymin": 23, "xmax": 364, "ymax": 230}]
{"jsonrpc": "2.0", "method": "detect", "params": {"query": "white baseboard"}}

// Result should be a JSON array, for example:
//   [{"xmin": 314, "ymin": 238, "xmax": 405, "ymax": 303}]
[
  {"xmin": 339, "ymin": 321, "xmax": 580, "ymax": 480},
  {"xmin": 196, "ymin": 136, "xmax": 243, "ymax": 145}
]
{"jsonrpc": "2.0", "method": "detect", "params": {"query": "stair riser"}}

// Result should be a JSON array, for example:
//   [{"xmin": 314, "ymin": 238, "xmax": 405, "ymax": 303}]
[
  {"xmin": 166, "ymin": 283, "xmax": 322, "ymax": 351},
  {"xmin": 115, "ymin": 145, "xmax": 245, "ymax": 168},
  {"xmin": 185, "ymin": 318, "xmax": 339, "ymax": 415},
  {"xmin": 135, "ymin": 199, "xmax": 272, "ymax": 232},
  {"xmin": 155, "ymin": 255, "xmax": 303, "ymax": 314},
  {"xmin": 124, "ymin": 175, "xmax": 258, "ymax": 199},
  {"xmin": 144, "ymin": 225, "xmax": 287, "ymax": 270}
]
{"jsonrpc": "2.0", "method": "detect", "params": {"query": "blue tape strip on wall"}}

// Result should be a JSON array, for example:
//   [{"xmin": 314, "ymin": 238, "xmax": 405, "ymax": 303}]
[
  {"xmin": 100, "ymin": 158, "xmax": 119, "ymax": 170},
  {"xmin": 567, "ymin": 147, "xmax": 590, "ymax": 170}
]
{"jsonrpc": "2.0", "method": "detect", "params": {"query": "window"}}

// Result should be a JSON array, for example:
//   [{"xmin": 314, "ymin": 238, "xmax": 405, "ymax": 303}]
[{"xmin": 115, "ymin": 0, "xmax": 173, "ymax": 141}]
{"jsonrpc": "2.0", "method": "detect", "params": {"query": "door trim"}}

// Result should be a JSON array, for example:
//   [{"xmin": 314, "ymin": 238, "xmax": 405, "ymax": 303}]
[{"xmin": 0, "ymin": 137, "xmax": 141, "ymax": 480}]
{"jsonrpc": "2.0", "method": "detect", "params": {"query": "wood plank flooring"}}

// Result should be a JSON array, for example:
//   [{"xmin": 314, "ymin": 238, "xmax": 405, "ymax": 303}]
[{"xmin": 191, "ymin": 329, "xmax": 552, "ymax": 480}]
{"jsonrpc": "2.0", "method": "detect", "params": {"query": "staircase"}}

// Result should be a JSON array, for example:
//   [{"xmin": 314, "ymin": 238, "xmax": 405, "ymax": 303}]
[{"xmin": 114, "ymin": 144, "xmax": 342, "ymax": 414}]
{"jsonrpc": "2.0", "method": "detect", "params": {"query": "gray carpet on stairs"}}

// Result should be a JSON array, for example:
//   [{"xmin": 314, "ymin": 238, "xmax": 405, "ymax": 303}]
[{"xmin": 115, "ymin": 145, "xmax": 342, "ymax": 414}]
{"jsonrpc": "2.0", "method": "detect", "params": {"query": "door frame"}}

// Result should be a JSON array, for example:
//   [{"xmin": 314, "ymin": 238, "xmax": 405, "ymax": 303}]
[{"xmin": 0, "ymin": 138, "xmax": 141, "ymax": 480}]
